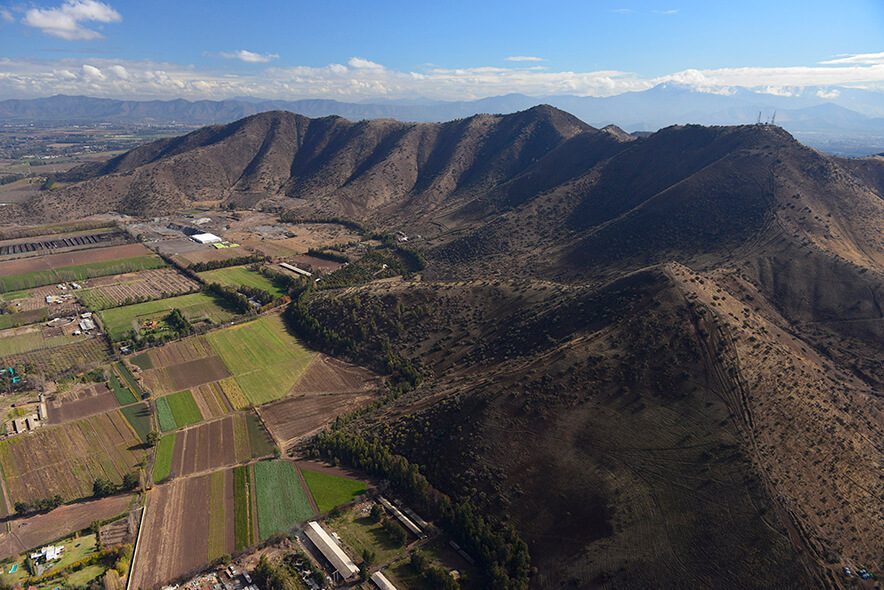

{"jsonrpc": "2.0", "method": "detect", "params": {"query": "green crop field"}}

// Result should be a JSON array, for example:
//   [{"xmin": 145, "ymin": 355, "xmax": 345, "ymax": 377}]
[
  {"xmin": 156, "ymin": 390, "xmax": 202, "ymax": 432},
  {"xmin": 99, "ymin": 292, "xmax": 235, "ymax": 340},
  {"xmin": 208, "ymin": 470, "xmax": 228, "ymax": 561},
  {"xmin": 116, "ymin": 362, "xmax": 143, "ymax": 396},
  {"xmin": 301, "ymin": 469, "xmax": 367, "ymax": 513},
  {"xmin": 198, "ymin": 266, "xmax": 288, "ymax": 298},
  {"xmin": 254, "ymin": 460, "xmax": 315, "ymax": 540},
  {"xmin": 233, "ymin": 465, "xmax": 254, "ymax": 551},
  {"xmin": 0, "ymin": 255, "xmax": 164, "ymax": 293},
  {"xmin": 207, "ymin": 314, "xmax": 315, "ymax": 405},
  {"xmin": 153, "ymin": 433, "xmax": 176, "ymax": 483},
  {"xmin": 121, "ymin": 402, "xmax": 152, "ymax": 442},
  {"xmin": 246, "ymin": 413, "xmax": 276, "ymax": 457},
  {"xmin": 109, "ymin": 370, "xmax": 137, "ymax": 405}
]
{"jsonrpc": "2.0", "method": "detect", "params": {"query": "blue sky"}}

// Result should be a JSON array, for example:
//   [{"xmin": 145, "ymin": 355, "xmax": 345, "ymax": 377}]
[{"xmin": 0, "ymin": 0, "xmax": 882, "ymax": 99}]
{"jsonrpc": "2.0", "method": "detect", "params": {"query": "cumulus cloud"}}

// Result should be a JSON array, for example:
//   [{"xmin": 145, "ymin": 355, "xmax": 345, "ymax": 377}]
[
  {"xmin": 820, "ymin": 51, "xmax": 884, "ymax": 66},
  {"xmin": 816, "ymin": 88, "xmax": 841, "ymax": 99},
  {"xmin": 22, "ymin": 0, "xmax": 121, "ymax": 40},
  {"xmin": 505, "ymin": 56, "xmax": 544, "ymax": 62},
  {"xmin": 0, "ymin": 55, "xmax": 883, "ymax": 101},
  {"xmin": 219, "ymin": 50, "xmax": 279, "ymax": 63}
]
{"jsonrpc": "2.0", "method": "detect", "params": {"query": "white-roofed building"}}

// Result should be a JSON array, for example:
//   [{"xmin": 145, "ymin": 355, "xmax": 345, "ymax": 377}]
[
  {"xmin": 370, "ymin": 570, "xmax": 398, "ymax": 590},
  {"xmin": 304, "ymin": 521, "xmax": 359, "ymax": 581},
  {"xmin": 191, "ymin": 233, "xmax": 223, "ymax": 244}
]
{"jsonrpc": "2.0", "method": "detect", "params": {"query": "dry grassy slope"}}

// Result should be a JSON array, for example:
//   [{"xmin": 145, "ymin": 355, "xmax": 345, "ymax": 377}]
[
  {"xmin": 303, "ymin": 270, "xmax": 880, "ymax": 588},
  {"xmin": 4, "ymin": 105, "xmax": 590, "ymax": 221}
]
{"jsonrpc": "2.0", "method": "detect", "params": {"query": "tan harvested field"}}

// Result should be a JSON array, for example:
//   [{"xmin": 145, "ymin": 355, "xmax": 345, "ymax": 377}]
[
  {"xmin": 260, "ymin": 392, "xmax": 376, "ymax": 445},
  {"xmin": 190, "ymin": 381, "xmax": 235, "ymax": 420},
  {"xmin": 78, "ymin": 268, "xmax": 199, "ymax": 309},
  {"xmin": 0, "ymin": 410, "xmax": 145, "ymax": 514},
  {"xmin": 133, "ymin": 473, "xmax": 220, "ymax": 589},
  {"xmin": 0, "ymin": 243, "xmax": 152, "ymax": 277},
  {"xmin": 0, "ymin": 178, "xmax": 41, "ymax": 205},
  {"xmin": 171, "ymin": 245, "xmax": 250, "ymax": 267},
  {"xmin": 46, "ymin": 382, "xmax": 119, "ymax": 423},
  {"xmin": 142, "ymin": 355, "xmax": 231, "ymax": 396},
  {"xmin": 141, "ymin": 336, "xmax": 213, "ymax": 367},
  {"xmin": 288, "ymin": 254, "xmax": 344, "ymax": 271},
  {"xmin": 291, "ymin": 355, "xmax": 380, "ymax": 395},
  {"xmin": 0, "ymin": 493, "xmax": 134, "ymax": 560}
]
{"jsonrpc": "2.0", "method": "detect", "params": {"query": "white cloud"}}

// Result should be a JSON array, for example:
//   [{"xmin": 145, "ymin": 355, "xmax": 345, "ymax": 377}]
[
  {"xmin": 820, "ymin": 51, "xmax": 884, "ymax": 66},
  {"xmin": 816, "ymin": 88, "xmax": 841, "ymax": 99},
  {"xmin": 347, "ymin": 57, "xmax": 384, "ymax": 70},
  {"xmin": 505, "ymin": 56, "xmax": 544, "ymax": 62},
  {"xmin": 652, "ymin": 9, "xmax": 679, "ymax": 15},
  {"xmin": 610, "ymin": 8, "xmax": 636, "ymax": 14},
  {"xmin": 22, "ymin": 0, "xmax": 121, "ymax": 40},
  {"xmin": 0, "ymin": 55, "xmax": 882, "ymax": 102},
  {"xmin": 219, "ymin": 50, "xmax": 279, "ymax": 64},
  {"xmin": 0, "ymin": 8, "xmax": 13, "ymax": 22}
]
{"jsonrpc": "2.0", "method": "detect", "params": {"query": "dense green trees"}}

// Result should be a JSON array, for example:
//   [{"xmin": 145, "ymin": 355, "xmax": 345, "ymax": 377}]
[{"xmin": 311, "ymin": 431, "xmax": 531, "ymax": 589}]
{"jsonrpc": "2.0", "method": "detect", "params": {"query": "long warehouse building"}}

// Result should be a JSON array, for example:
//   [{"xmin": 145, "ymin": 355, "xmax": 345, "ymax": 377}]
[
  {"xmin": 370, "ymin": 571, "xmax": 399, "ymax": 590},
  {"xmin": 304, "ymin": 521, "xmax": 359, "ymax": 582}
]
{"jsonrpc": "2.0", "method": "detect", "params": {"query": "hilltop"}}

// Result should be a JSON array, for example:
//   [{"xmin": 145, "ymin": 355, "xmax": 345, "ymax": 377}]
[{"xmin": 0, "ymin": 106, "xmax": 881, "ymax": 588}]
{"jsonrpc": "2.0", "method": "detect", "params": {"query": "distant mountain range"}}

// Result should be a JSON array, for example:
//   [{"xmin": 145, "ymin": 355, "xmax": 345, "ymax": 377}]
[{"xmin": 2, "ymin": 84, "xmax": 884, "ymax": 155}]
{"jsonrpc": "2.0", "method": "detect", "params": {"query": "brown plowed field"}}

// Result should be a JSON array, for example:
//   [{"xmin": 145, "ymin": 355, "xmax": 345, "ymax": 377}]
[
  {"xmin": 168, "ymin": 414, "xmax": 269, "ymax": 479},
  {"xmin": 0, "ymin": 493, "xmax": 134, "ymax": 559},
  {"xmin": 260, "ymin": 392, "xmax": 375, "ymax": 444},
  {"xmin": 142, "ymin": 355, "xmax": 230, "ymax": 396},
  {"xmin": 133, "ymin": 475, "xmax": 212, "ymax": 590},
  {"xmin": 2, "ymin": 337, "xmax": 110, "ymax": 378},
  {"xmin": 0, "ymin": 243, "xmax": 152, "ymax": 277},
  {"xmin": 145, "ymin": 336, "xmax": 213, "ymax": 366},
  {"xmin": 46, "ymin": 382, "xmax": 118, "ymax": 423},
  {"xmin": 291, "ymin": 354, "xmax": 380, "ymax": 395},
  {"xmin": 0, "ymin": 411, "xmax": 144, "ymax": 513}
]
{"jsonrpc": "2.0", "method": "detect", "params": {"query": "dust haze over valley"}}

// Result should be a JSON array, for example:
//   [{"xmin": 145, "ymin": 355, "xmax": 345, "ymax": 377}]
[{"xmin": 0, "ymin": 1, "xmax": 881, "ymax": 589}]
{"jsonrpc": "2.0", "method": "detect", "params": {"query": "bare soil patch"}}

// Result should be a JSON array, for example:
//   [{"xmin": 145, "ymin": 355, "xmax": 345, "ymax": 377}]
[
  {"xmin": 291, "ymin": 354, "xmax": 380, "ymax": 395},
  {"xmin": 260, "ymin": 392, "xmax": 375, "ymax": 445},
  {"xmin": 0, "ymin": 243, "xmax": 151, "ymax": 277},
  {"xmin": 46, "ymin": 382, "xmax": 118, "ymax": 423},
  {"xmin": 149, "ymin": 356, "xmax": 231, "ymax": 395}
]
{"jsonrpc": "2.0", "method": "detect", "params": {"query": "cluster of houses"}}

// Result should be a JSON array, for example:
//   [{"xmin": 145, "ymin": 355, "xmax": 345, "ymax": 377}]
[
  {"xmin": 6, "ymin": 393, "xmax": 47, "ymax": 436},
  {"xmin": 46, "ymin": 312, "xmax": 96, "ymax": 336}
]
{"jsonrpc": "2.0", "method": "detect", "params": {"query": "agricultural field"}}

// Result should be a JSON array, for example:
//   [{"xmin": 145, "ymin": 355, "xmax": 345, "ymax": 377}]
[
  {"xmin": 137, "ymin": 313, "xmax": 317, "ymax": 406},
  {"xmin": 45, "ymin": 381, "xmax": 119, "ymax": 424},
  {"xmin": 259, "ymin": 392, "xmax": 376, "ymax": 447},
  {"xmin": 0, "ymin": 324, "xmax": 80, "ymax": 357},
  {"xmin": 0, "ymin": 494, "xmax": 134, "ymax": 560},
  {"xmin": 197, "ymin": 265, "xmax": 288, "ymax": 298},
  {"xmin": 120, "ymin": 402, "xmax": 152, "ymax": 442},
  {"xmin": 133, "ymin": 470, "xmax": 234, "ymax": 589},
  {"xmin": 0, "ymin": 243, "xmax": 164, "ymax": 293},
  {"xmin": 207, "ymin": 314, "xmax": 315, "ymax": 405},
  {"xmin": 152, "ymin": 433, "xmax": 176, "ymax": 483},
  {"xmin": 98, "ymin": 292, "xmax": 234, "ymax": 341},
  {"xmin": 0, "ymin": 411, "xmax": 145, "ymax": 513},
  {"xmin": 254, "ymin": 460, "xmax": 315, "ymax": 540},
  {"xmin": 0, "ymin": 307, "xmax": 48, "ymax": 330},
  {"xmin": 0, "ymin": 337, "xmax": 110, "ymax": 378},
  {"xmin": 77, "ymin": 268, "xmax": 199, "ymax": 310},
  {"xmin": 156, "ymin": 390, "xmax": 202, "ymax": 432},
  {"xmin": 301, "ymin": 469, "xmax": 367, "ymax": 513},
  {"xmin": 154, "ymin": 413, "xmax": 274, "ymax": 480}
]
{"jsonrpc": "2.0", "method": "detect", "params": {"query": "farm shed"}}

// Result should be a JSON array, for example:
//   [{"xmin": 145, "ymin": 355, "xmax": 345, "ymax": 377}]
[
  {"xmin": 191, "ymin": 233, "xmax": 223, "ymax": 245},
  {"xmin": 304, "ymin": 521, "xmax": 359, "ymax": 581},
  {"xmin": 279, "ymin": 262, "xmax": 312, "ymax": 277},
  {"xmin": 378, "ymin": 496, "xmax": 423, "ymax": 537},
  {"xmin": 371, "ymin": 570, "xmax": 399, "ymax": 590}
]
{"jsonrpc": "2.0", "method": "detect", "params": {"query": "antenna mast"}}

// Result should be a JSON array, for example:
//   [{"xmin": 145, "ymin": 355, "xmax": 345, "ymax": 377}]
[{"xmin": 771, "ymin": 110, "xmax": 776, "ymax": 126}]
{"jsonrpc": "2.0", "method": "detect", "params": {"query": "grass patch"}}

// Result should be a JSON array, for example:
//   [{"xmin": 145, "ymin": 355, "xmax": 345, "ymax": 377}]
[
  {"xmin": 115, "ymin": 362, "xmax": 143, "ymax": 397},
  {"xmin": 129, "ymin": 352, "xmax": 152, "ymax": 370},
  {"xmin": 233, "ymin": 465, "xmax": 254, "ymax": 551},
  {"xmin": 98, "ymin": 292, "xmax": 235, "ymax": 341},
  {"xmin": 0, "ymin": 255, "xmax": 165, "ymax": 293},
  {"xmin": 152, "ymin": 433, "xmax": 176, "ymax": 483},
  {"xmin": 254, "ymin": 460, "xmax": 315, "ymax": 540},
  {"xmin": 162, "ymin": 390, "xmax": 202, "ymax": 430},
  {"xmin": 302, "ymin": 470, "xmax": 367, "ymax": 513},
  {"xmin": 207, "ymin": 314, "xmax": 315, "ymax": 405},
  {"xmin": 198, "ymin": 266, "xmax": 288, "ymax": 298},
  {"xmin": 0, "ymin": 308, "xmax": 47, "ymax": 330},
  {"xmin": 120, "ymin": 402, "xmax": 152, "ymax": 442},
  {"xmin": 0, "ymin": 329, "xmax": 79, "ymax": 356},
  {"xmin": 246, "ymin": 413, "xmax": 275, "ymax": 457},
  {"xmin": 109, "ymin": 371, "xmax": 137, "ymax": 406},
  {"xmin": 155, "ymin": 397, "xmax": 176, "ymax": 432},
  {"xmin": 328, "ymin": 508, "xmax": 404, "ymax": 571}
]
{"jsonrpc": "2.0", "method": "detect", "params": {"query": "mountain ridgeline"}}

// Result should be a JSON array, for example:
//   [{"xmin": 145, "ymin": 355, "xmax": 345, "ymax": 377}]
[{"xmin": 4, "ymin": 106, "xmax": 882, "ymax": 589}]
